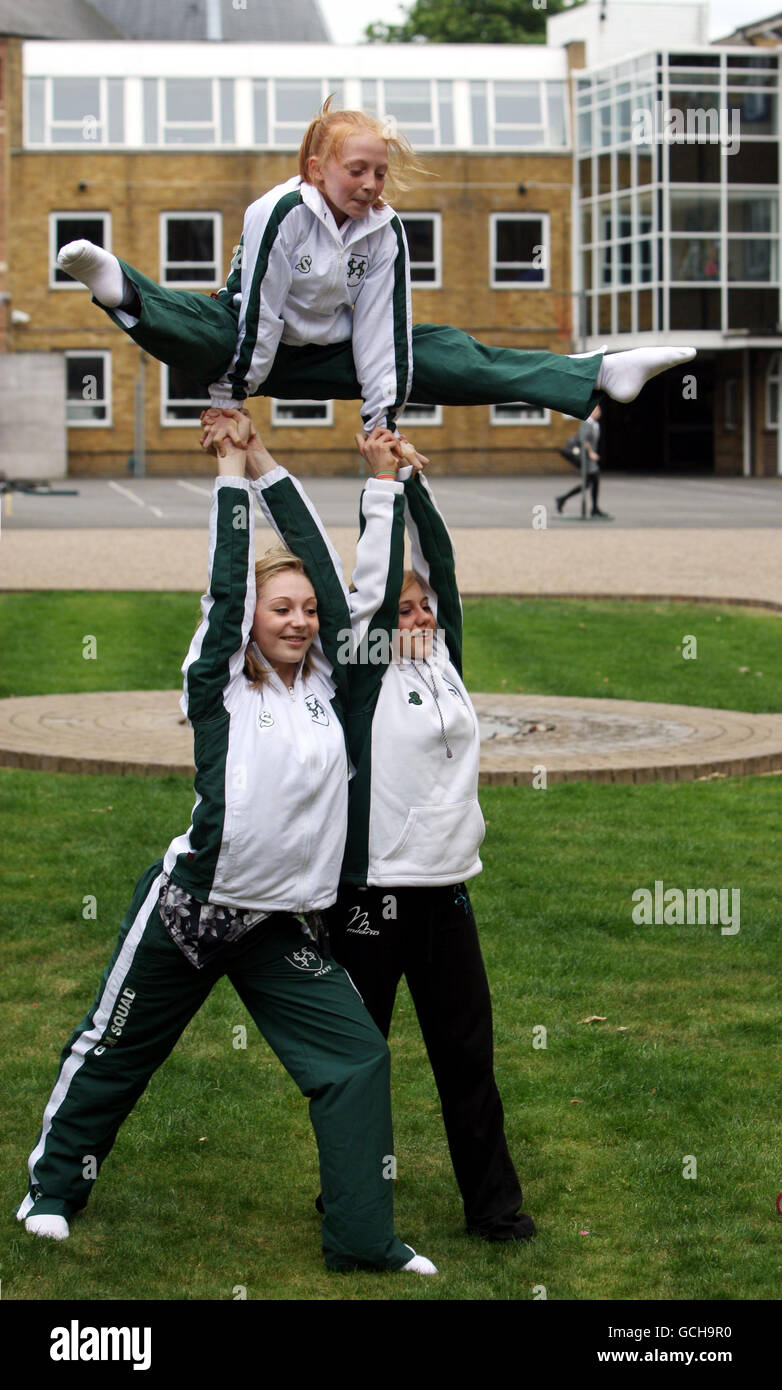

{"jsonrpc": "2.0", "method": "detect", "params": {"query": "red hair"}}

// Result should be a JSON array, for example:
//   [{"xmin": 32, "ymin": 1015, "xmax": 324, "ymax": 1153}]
[{"xmin": 299, "ymin": 96, "xmax": 427, "ymax": 201}]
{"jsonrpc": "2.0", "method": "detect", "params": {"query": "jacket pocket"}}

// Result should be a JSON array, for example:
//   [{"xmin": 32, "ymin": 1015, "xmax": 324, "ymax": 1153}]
[{"xmin": 377, "ymin": 800, "xmax": 485, "ymax": 880}]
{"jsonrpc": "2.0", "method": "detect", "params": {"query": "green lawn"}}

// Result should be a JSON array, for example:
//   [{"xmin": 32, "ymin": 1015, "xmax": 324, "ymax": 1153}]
[
  {"xmin": 0, "ymin": 594, "xmax": 779, "ymax": 1300},
  {"xmin": 0, "ymin": 592, "xmax": 779, "ymax": 709},
  {"xmin": 1, "ymin": 769, "xmax": 779, "ymax": 1302}
]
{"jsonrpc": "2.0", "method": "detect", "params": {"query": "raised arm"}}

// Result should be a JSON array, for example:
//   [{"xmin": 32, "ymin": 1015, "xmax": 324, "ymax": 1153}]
[
  {"xmin": 400, "ymin": 462, "xmax": 464, "ymax": 677},
  {"xmin": 212, "ymin": 414, "xmax": 354, "ymax": 702},
  {"xmin": 181, "ymin": 423, "xmax": 256, "ymax": 727}
]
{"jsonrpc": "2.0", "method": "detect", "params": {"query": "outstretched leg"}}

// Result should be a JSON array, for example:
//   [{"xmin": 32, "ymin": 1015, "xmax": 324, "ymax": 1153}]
[
  {"xmin": 226, "ymin": 915, "xmax": 431, "ymax": 1273},
  {"xmin": 18, "ymin": 864, "xmax": 218, "ymax": 1236},
  {"xmin": 59, "ymin": 246, "xmax": 695, "ymax": 421}
]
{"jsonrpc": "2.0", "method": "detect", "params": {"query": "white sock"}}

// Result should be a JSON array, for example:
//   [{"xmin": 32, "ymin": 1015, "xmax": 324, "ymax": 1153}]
[
  {"xmin": 57, "ymin": 240, "xmax": 125, "ymax": 308},
  {"xmin": 25, "ymin": 1213, "xmax": 70, "ymax": 1240},
  {"xmin": 597, "ymin": 346, "xmax": 696, "ymax": 404},
  {"xmin": 401, "ymin": 1249, "xmax": 438, "ymax": 1274}
]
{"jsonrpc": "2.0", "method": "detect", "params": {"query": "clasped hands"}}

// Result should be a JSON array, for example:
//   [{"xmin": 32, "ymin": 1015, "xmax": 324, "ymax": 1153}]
[
  {"xmin": 200, "ymin": 407, "xmax": 428, "ymax": 481},
  {"xmin": 354, "ymin": 427, "xmax": 428, "ymax": 479}
]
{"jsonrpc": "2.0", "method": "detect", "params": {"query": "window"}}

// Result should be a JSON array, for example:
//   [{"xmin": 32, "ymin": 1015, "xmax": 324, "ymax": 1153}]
[
  {"xmin": 490, "ymin": 402, "xmax": 551, "ymax": 425},
  {"xmin": 400, "ymin": 214, "xmax": 441, "ymax": 287},
  {"xmin": 143, "ymin": 78, "xmax": 235, "ymax": 145},
  {"xmin": 65, "ymin": 352, "xmax": 111, "ymax": 426},
  {"xmin": 398, "ymin": 402, "xmax": 442, "ymax": 426},
  {"xmin": 161, "ymin": 213, "xmax": 222, "ymax": 286},
  {"xmin": 766, "ymin": 353, "xmax": 780, "ymax": 429},
  {"xmin": 361, "ymin": 80, "xmax": 452, "ymax": 146},
  {"xmin": 470, "ymin": 80, "xmax": 567, "ymax": 148},
  {"xmin": 50, "ymin": 213, "xmax": 111, "ymax": 288},
  {"xmin": 162, "ymin": 366, "xmax": 210, "ymax": 426},
  {"xmin": 26, "ymin": 77, "xmax": 124, "ymax": 145},
  {"xmin": 253, "ymin": 79, "xmax": 343, "ymax": 146},
  {"xmin": 490, "ymin": 214, "xmax": 549, "ymax": 288},
  {"xmin": 271, "ymin": 400, "xmax": 333, "ymax": 426}
]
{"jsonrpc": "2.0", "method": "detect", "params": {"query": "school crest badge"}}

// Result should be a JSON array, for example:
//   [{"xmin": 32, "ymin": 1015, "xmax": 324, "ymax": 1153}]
[{"xmin": 347, "ymin": 255, "xmax": 368, "ymax": 286}]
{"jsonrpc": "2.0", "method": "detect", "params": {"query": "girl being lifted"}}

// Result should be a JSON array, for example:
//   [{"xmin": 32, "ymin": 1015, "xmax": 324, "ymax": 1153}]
[{"xmin": 57, "ymin": 99, "xmax": 694, "ymax": 445}]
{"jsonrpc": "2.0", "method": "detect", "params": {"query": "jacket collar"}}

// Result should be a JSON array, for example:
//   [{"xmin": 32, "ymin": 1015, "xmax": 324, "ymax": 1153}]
[{"xmin": 297, "ymin": 178, "xmax": 395, "ymax": 245}]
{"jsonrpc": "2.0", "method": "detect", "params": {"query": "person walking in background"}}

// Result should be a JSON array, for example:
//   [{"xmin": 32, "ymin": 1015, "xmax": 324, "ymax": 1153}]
[{"xmin": 556, "ymin": 405, "xmax": 609, "ymax": 519}]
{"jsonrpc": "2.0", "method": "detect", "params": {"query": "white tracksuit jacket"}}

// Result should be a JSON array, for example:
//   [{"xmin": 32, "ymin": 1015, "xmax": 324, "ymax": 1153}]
[
  {"xmin": 209, "ymin": 176, "xmax": 414, "ymax": 433},
  {"xmin": 260, "ymin": 467, "xmax": 486, "ymax": 890},
  {"xmin": 163, "ymin": 475, "xmax": 351, "ymax": 912}
]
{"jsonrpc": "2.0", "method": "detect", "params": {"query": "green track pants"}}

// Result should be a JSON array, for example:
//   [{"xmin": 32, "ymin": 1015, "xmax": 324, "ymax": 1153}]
[
  {"xmin": 109, "ymin": 260, "xmax": 603, "ymax": 419},
  {"xmin": 18, "ymin": 862, "xmax": 412, "ymax": 1272}
]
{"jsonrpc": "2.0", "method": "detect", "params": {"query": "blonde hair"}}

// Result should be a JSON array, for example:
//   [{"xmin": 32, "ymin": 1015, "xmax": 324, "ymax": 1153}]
[
  {"xmin": 400, "ymin": 569, "xmax": 429, "ymax": 600},
  {"xmin": 299, "ymin": 96, "xmax": 428, "ymax": 201},
  {"xmin": 244, "ymin": 548, "xmax": 316, "ymax": 689}
]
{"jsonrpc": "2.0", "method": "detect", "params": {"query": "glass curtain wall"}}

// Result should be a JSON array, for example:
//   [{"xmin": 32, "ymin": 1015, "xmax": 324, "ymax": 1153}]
[{"xmin": 575, "ymin": 51, "xmax": 781, "ymax": 336}]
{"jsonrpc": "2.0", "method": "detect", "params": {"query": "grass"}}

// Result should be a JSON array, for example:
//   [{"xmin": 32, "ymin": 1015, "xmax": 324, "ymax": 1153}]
[
  {"xmin": 0, "ymin": 593, "xmax": 779, "ymax": 1301},
  {"xmin": 1, "ymin": 768, "xmax": 779, "ymax": 1301},
  {"xmin": 0, "ymin": 592, "xmax": 779, "ymax": 709}
]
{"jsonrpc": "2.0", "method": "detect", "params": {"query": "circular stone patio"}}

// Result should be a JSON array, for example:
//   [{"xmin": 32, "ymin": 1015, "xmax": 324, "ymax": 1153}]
[{"xmin": 1, "ymin": 690, "xmax": 781, "ymax": 784}]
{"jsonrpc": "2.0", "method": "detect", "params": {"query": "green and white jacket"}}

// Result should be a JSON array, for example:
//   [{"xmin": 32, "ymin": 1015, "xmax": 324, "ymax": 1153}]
[
  {"xmin": 261, "ymin": 467, "xmax": 485, "ymax": 890},
  {"xmin": 210, "ymin": 175, "xmax": 413, "ymax": 434},
  {"xmin": 163, "ymin": 474, "xmax": 351, "ymax": 912}
]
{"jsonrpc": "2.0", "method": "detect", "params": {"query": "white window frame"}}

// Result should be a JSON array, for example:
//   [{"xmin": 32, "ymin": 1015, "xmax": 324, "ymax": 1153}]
[
  {"xmin": 397, "ymin": 402, "xmax": 443, "ymax": 426},
  {"xmin": 160, "ymin": 77, "xmax": 219, "ymax": 145},
  {"xmin": 400, "ymin": 213, "xmax": 442, "ymax": 289},
  {"xmin": 360, "ymin": 79, "xmax": 447, "ymax": 147},
  {"xmin": 471, "ymin": 79, "xmax": 567, "ymax": 149},
  {"xmin": 64, "ymin": 350, "xmax": 112, "ymax": 428},
  {"xmin": 490, "ymin": 213, "xmax": 550, "ymax": 290},
  {"xmin": 765, "ymin": 353, "xmax": 780, "ymax": 430},
  {"xmin": 490, "ymin": 402, "xmax": 551, "ymax": 426},
  {"xmin": 50, "ymin": 212, "xmax": 112, "ymax": 289},
  {"xmin": 160, "ymin": 364, "xmax": 210, "ymax": 428},
  {"xmin": 160, "ymin": 212, "xmax": 223, "ymax": 288},
  {"xmin": 267, "ymin": 78, "xmax": 343, "ymax": 147},
  {"xmin": 271, "ymin": 399, "xmax": 333, "ymax": 427},
  {"xmin": 27, "ymin": 76, "xmax": 124, "ymax": 147}
]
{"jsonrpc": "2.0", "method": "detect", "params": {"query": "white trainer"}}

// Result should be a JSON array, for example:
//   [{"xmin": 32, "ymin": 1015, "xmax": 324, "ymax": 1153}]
[
  {"xmin": 401, "ymin": 1250, "xmax": 438, "ymax": 1274},
  {"xmin": 25, "ymin": 1213, "xmax": 70, "ymax": 1240}
]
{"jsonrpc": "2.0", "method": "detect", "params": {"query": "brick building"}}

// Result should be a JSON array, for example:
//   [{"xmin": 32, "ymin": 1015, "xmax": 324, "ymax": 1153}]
[{"xmin": 1, "ymin": 0, "xmax": 781, "ymax": 477}]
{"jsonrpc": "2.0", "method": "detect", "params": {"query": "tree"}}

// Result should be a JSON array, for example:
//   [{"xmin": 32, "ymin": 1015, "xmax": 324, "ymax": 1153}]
[{"xmin": 364, "ymin": 0, "xmax": 586, "ymax": 45}]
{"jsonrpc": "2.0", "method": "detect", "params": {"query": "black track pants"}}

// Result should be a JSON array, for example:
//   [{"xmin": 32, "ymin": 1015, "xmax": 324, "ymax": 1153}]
[{"xmin": 325, "ymin": 883, "xmax": 525, "ymax": 1236}]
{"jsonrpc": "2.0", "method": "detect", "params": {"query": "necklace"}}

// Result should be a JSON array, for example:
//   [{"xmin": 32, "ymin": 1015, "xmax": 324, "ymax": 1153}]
[{"xmin": 413, "ymin": 659, "xmax": 453, "ymax": 758}]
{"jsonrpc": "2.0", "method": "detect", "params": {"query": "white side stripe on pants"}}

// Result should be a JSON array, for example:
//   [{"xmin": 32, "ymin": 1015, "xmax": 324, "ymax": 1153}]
[{"xmin": 18, "ymin": 872, "xmax": 165, "ymax": 1219}]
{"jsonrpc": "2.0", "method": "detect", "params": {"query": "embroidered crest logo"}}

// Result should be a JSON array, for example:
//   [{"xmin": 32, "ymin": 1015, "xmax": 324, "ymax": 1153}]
[
  {"xmin": 258, "ymin": 710, "xmax": 275, "ymax": 729},
  {"xmin": 295, "ymin": 254, "xmax": 312, "ymax": 273},
  {"xmin": 408, "ymin": 691, "xmax": 423, "ymax": 705},
  {"xmin": 305, "ymin": 694, "xmax": 329, "ymax": 725},
  {"xmin": 285, "ymin": 946, "xmax": 332, "ymax": 975},
  {"xmin": 347, "ymin": 254, "xmax": 368, "ymax": 286}
]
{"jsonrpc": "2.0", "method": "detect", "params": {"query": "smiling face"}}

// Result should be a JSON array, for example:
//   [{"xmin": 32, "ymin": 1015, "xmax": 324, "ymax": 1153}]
[
  {"xmin": 308, "ymin": 132, "xmax": 389, "ymax": 227},
  {"xmin": 397, "ymin": 578, "xmax": 436, "ymax": 659},
  {"xmin": 251, "ymin": 570, "xmax": 318, "ymax": 683}
]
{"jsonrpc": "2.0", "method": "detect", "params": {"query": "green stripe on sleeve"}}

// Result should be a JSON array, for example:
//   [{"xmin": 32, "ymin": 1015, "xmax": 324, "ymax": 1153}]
[
  {"xmin": 229, "ymin": 191, "xmax": 302, "ymax": 395},
  {"xmin": 403, "ymin": 474, "xmax": 463, "ymax": 675}
]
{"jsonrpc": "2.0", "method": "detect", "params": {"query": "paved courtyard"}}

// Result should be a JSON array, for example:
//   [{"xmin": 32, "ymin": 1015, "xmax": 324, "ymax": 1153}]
[{"xmin": 1, "ymin": 473, "xmax": 780, "ymax": 782}]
